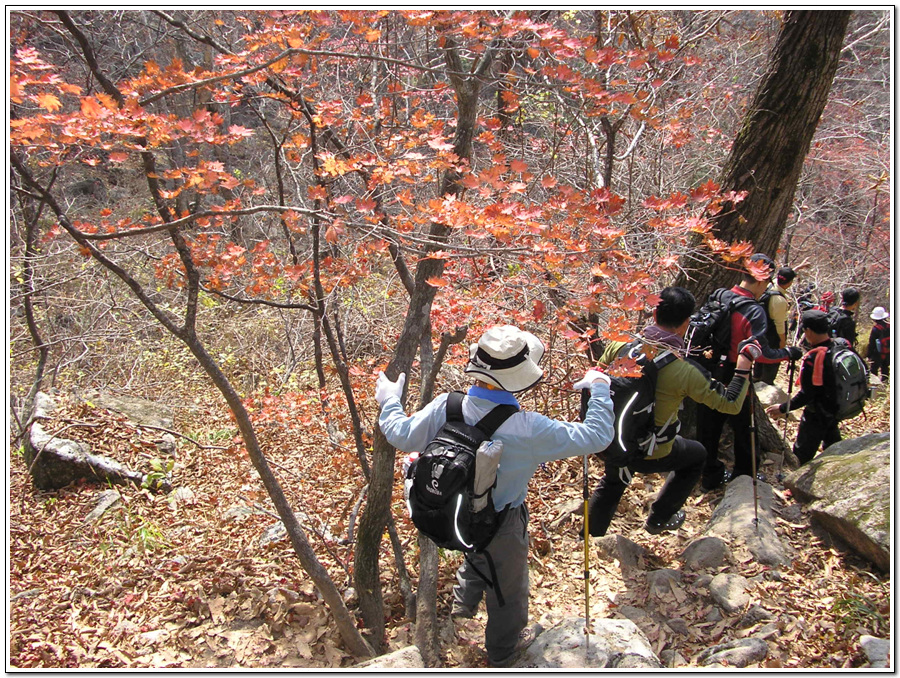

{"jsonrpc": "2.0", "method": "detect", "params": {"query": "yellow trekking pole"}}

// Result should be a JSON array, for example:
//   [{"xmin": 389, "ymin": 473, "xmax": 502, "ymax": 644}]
[{"xmin": 583, "ymin": 452, "xmax": 591, "ymax": 653}]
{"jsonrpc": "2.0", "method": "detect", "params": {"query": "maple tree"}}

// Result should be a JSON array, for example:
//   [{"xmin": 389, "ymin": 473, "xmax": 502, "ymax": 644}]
[{"xmin": 9, "ymin": 9, "xmax": 890, "ymax": 664}]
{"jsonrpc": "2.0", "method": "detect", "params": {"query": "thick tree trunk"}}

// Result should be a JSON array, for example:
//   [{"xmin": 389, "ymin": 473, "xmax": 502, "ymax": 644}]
[{"xmin": 679, "ymin": 10, "xmax": 851, "ymax": 301}]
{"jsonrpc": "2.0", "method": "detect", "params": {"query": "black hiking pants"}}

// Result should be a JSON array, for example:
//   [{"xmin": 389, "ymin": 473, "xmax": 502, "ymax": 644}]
[
  {"xmin": 793, "ymin": 406, "xmax": 841, "ymax": 465},
  {"xmin": 587, "ymin": 436, "xmax": 705, "ymax": 537},
  {"xmin": 697, "ymin": 361, "xmax": 758, "ymax": 485}
]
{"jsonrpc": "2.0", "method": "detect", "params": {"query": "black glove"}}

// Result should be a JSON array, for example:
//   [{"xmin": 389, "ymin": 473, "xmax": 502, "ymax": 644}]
[
  {"xmin": 738, "ymin": 337, "xmax": 763, "ymax": 361},
  {"xmin": 786, "ymin": 346, "xmax": 803, "ymax": 361}
]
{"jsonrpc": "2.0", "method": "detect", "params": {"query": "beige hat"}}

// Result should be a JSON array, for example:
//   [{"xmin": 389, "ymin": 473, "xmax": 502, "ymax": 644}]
[
  {"xmin": 465, "ymin": 325, "xmax": 545, "ymax": 393},
  {"xmin": 871, "ymin": 306, "xmax": 889, "ymax": 320}
]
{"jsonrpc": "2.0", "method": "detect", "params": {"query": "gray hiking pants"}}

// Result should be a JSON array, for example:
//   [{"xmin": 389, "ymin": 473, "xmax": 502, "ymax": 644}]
[{"xmin": 452, "ymin": 502, "xmax": 530, "ymax": 664}]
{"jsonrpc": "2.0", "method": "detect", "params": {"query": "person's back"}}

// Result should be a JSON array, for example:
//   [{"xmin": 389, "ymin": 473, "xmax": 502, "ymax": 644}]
[
  {"xmin": 768, "ymin": 310, "xmax": 843, "ymax": 464},
  {"xmin": 830, "ymin": 287, "xmax": 860, "ymax": 347},
  {"xmin": 376, "ymin": 324, "xmax": 614, "ymax": 667}
]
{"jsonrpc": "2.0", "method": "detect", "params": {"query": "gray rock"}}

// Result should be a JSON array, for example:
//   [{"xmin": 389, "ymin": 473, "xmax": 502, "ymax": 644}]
[
  {"xmin": 739, "ymin": 604, "xmax": 775, "ymax": 627},
  {"xmin": 616, "ymin": 605, "xmax": 651, "ymax": 626},
  {"xmin": 784, "ymin": 433, "xmax": 890, "ymax": 571},
  {"xmin": 706, "ymin": 474, "xmax": 791, "ymax": 567},
  {"xmin": 518, "ymin": 617, "xmax": 660, "ymax": 669},
  {"xmin": 698, "ymin": 637, "xmax": 768, "ymax": 667},
  {"xmin": 647, "ymin": 568, "xmax": 682, "ymax": 597},
  {"xmin": 753, "ymin": 381, "xmax": 788, "ymax": 408},
  {"xmin": 665, "ymin": 618, "xmax": 690, "ymax": 636},
  {"xmin": 594, "ymin": 534, "xmax": 651, "ymax": 572},
  {"xmin": 356, "ymin": 645, "xmax": 423, "ymax": 668},
  {"xmin": 80, "ymin": 390, "xmax": 174, "ymax": 429},
  {"xmin": 24, "ymin": 392, "xmax": 170, "ymax": 492},
  {"xmin": 680, "ymin": 536, "xmax": 731, "ymax": 570},
  {"xmin": 709, "ymin": 573, "xmax": 751, "ymax": 614},
  {"xmin": 693, "ymin": 573, "xmax": 713, "ymax": 589},
  {"xmin": 84, "ymin": 489, "xmax": 122, "ymax": 523},
  {"xmin": 704, "ymin": 607, "xmax": 723, "ymax": 623},
  {"xmin": 660, "ymin": 648, "xmax": 688, "ymax": 668},
  {"xmin": 860, "ymin": 635, "xmax": 891, "ymax": 668}
]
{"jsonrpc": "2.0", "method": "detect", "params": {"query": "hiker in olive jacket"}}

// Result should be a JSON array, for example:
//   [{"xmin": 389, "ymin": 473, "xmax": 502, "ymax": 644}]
[
  {"xmin": 587, "ymin": 286, "xmax": 757, "ymax": 537},
  {"xmin": 767, "ymin": 310, "xmax": 841, "ymax": 465}
]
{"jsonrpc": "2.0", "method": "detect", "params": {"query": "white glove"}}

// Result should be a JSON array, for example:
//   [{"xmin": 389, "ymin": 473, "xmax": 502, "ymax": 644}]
[
  {"xmin": 375, "ymin": 371, "xmax": 406, "ymax": 405},
  {"xmin": 573, "ymin": 369, "xmax": 610, "ymax": 390}
]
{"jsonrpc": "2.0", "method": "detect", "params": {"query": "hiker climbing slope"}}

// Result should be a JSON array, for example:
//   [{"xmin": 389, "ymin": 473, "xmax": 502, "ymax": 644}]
[
  {"xmin": 695, "ymin": 254, "xmax": 802, "ymax": 491},
  {"xmin": 586, "ymin": 287, "xmax": 757, "ymax": 538},
  {"xmin": 376, "ymin": 325, "xmax": 614, "ymax": 668}
]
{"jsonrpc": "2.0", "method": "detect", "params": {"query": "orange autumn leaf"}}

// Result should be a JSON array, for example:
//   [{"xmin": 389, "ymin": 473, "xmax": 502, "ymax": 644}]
[
  {"xmin": 36, "ymin": 92, "xmax": 61, "ymax": 111},
  {"xmin": 81, "ymin": 96, "xmax": 103, "ymax": 118},
  {"xmin": 425, "ymin": 276, "xmax": 449, "ymax": 288}
]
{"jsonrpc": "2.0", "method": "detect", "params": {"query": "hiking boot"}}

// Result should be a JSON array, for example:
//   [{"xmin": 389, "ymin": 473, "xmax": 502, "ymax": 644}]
[
  {"xmin": 488, "ymin": 624, "xmax": 542, "ymax": 668},
  {"xmin": 450, "ymin": 602, "xmax": 476, "ymax": 619},
  {"xmin": 701, "ymin": 469, "xmax": 731, "ymax": 492},
  {"xmin": 645, "ymin": 509, "xmax": 686, "ymax": 535}
]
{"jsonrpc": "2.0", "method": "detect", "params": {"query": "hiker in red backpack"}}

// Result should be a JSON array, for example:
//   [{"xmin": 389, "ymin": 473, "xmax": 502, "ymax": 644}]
[
  {"xmin": 376, "ymin": 325, "xmax": 614, "ymax": 667},
  {"xmin": 697, "ymin": 254, "xmax": 803, "ymax": 491},
  {"xmin": 867, "ymin": 306, "xmax": 890, "ymax": 381},
  {"xmin": 766, "ymin": 310, "xmax": 841, "ymax": 465}
]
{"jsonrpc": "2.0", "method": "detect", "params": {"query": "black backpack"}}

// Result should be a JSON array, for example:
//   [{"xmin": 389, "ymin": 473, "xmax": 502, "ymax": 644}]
[
  {"xmin": 685, "ymin": 288, "xmax": 757, "ymax": 370},
  {"xmin": 404, "ymin": 392, "xmax": 517, "ymax": 601},
  {"xmin": 580, "ymin": 341, "xmax": 678, "ymax": 468},
  {"xmin": 827, "ymin": 308, "xmax": 855, "ymax": 343}
]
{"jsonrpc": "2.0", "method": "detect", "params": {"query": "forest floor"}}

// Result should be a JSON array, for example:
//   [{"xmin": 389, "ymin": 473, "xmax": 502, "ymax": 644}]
[{"xmin": 8, "ymin": 377, "xmax": 892, "ymax": 669}]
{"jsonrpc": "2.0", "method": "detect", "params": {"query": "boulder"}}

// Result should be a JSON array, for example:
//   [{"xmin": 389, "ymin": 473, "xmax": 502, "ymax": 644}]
[
  {"xmin": 518, "ymin": 617, "xmax": 661, "ymax": 669},
  {"xmin": 680, "ymin": 536, "xmax": 731, "ymax": 571},
  {"xmin": 706, "ymin": 475, "xmax": 792, "ymax": 567},
  {"xmin": 80, "ymin": 390, "xmax": 177, "ymax": 456},
  {"xmin": 709, "ymin": 573, "xmax": 751, "ymax": 614},
  {"xmin": 593, "ymin": 534, "xmax": 653, "ymax": 573},
  {"xmin": 784, "ymin": 433, "xmax": 890, "ymax": 571},
  {"xmin": 356, "ymin": 645, "xmax": 423, "ymax": 668},
  {"xmin": 697, "ymin": 637, "xmax": 768, "ymax": 667},
  {"xmin": 24, "ymin": 392, "xmax": 167, "ymax": 492}
]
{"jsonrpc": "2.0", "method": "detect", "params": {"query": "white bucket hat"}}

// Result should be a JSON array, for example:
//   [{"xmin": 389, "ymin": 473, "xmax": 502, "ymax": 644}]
[
  {"xmin": 465, "ymin": 325, "xmax": 545, "ymax": 393},
  {"xmin": 871, "ymin": 306, "xmax": 889, "ymax": 320}
]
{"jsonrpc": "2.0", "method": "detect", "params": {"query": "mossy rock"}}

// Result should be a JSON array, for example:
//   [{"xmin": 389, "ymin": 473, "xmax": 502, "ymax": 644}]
[{"xmin": 784, "ymin": 433, "xmax": 890, "ymax": 571}]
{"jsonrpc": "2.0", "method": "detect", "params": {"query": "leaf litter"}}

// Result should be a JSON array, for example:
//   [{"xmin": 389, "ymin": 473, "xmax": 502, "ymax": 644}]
[{"xmin": 9, "ymin": 386, "xmax": 891, "ymax": 668}]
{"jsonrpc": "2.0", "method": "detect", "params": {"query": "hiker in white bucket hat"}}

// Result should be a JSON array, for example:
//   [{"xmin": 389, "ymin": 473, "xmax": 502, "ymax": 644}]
[
  {"xmin": 375, "ymin": 325, "xmax": 613, "ymax": 667},
  {"xmin": 867, "ymin": 307, "xmax": 890, "ymax": 379},
  {"xmin": 463, "ymin": 325, "xmax": 545, "ymax": 393}
]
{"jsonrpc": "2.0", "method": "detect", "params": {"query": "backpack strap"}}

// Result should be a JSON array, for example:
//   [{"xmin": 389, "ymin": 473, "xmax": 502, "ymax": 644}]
[
  {"xmin": 445, "ymin": 391, "xmax": 466, "ymax": 423},
  {"xmin": 474, "ymin": 402, "xmax": 519, "ymax": 438},
  {"xmin": 449, "ymin": 391, "xmax": 518, "ymax": 437}
]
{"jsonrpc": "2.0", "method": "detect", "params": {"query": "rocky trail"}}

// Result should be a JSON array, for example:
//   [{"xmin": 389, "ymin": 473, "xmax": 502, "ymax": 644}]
[{"xmin": 9, "ymin": 382, "xmax": 891, "ymax": 669}]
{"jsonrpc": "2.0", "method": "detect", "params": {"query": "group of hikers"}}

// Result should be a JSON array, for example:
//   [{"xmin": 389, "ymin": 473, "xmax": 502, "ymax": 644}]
[{"xmin": 373, "ymin": 253, "xmax": 886, "ymax": 667}]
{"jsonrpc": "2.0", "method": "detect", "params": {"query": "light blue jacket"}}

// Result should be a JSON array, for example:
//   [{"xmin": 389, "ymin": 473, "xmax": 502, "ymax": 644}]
[{"xmin": 379, "ymin": 382, "xmax": 614, "ymax": 509}]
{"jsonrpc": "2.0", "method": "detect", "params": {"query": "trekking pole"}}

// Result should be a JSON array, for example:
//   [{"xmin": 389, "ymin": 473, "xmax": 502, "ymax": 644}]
[
  {"xmin": 577, "ymin": 386, "xmax": 591, "ymax": 654},
  {"xmin": 582, "ymin": 451, "xmax": 591, "ymax": 655},
  {"xmin": 779, "ymin": 358, "xmax": 796, "ymax": 480},
  {"xmin": 747, "ymin": 372, "xmax": 760, "ymax": 532}
]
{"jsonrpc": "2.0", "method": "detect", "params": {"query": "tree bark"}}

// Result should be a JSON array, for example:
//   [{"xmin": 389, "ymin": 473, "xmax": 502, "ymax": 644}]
[
  {"xmin": 352, "ymin": 39, "xmax": 495, "ymax": 652},
  {"xmin": 678, "ymin": 10, "xmax": 851, "ymax": 301}
]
